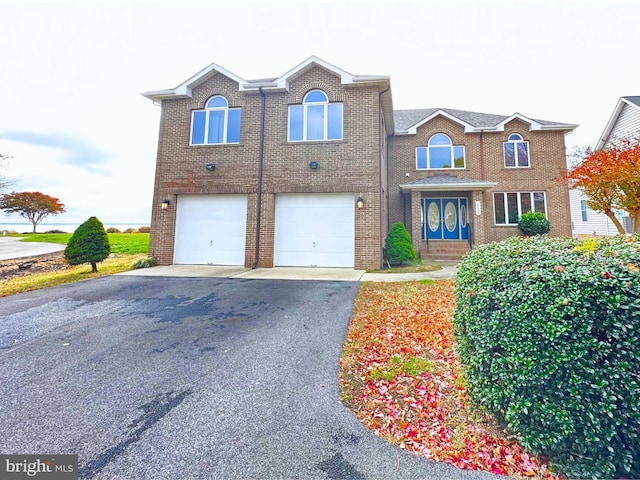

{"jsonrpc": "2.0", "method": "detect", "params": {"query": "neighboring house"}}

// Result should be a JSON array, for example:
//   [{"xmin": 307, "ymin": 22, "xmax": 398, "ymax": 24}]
[
  {"xmin": 143, "ymin": 56, "xmax": 577, "ymax": 269},
  {"xmin": 570, "ymin": 96, "xmax": 640, "ymax": 237}
]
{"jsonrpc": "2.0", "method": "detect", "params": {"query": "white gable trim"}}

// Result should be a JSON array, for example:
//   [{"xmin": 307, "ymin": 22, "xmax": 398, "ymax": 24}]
[
  {"xmin": 274, "ymin": 56, "xmax": 354, "ymax": 90},
  {"xmin": 403, "ymin": 110, "xmax": 576, "ymax": 135},
  {"xmin": 596, "ymin": 96, "xmax": 640, "ymax": 150},
  {"xmin": 406, "ymin": 110, "xmax": 478, "ymax": 134},
  {"xmin": 142, "ymin": 62, "xmax": 248, "ymax": 101},
  {"xmin": 495, "ymin": 113, "xmax": 543, "ymax": 131},
  {"xmin": 143, "ymin": 56, "xmax": 391, "ymax": 101}
]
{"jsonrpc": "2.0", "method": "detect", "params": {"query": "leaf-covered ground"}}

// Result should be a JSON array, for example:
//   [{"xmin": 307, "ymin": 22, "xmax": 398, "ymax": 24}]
[{"xmin": 339, "ymin": 280, "xmax": 562, "ymax": 479}]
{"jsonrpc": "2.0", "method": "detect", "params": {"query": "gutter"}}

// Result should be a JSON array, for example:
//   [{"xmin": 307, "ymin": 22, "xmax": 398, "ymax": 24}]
[{"xmin": 253, "ymin": 87, "xmax": 266, "ymax": 269}]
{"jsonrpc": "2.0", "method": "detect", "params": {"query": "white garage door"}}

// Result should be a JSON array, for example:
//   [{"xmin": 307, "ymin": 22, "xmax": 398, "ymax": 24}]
[
  {"xmin": 174, "ymin": 195, "xmax": 247, "ymax": 265},
  {"xmin": 274, "ymin": 194, "xmax": 354, "ymax": 268}
]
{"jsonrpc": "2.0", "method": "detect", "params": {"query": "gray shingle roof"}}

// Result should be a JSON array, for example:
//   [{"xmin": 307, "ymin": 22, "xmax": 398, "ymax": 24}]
[
  {"xmin": 393, "ymin": 107, "xmax": 572, "ymax": 132},
  {"xmin": 399, "ymin": 173, "xmax": 497, "ymax": 191},
  {"xmin": 623, "ymin": 96, "xmax": 640, "ymax": 107}
]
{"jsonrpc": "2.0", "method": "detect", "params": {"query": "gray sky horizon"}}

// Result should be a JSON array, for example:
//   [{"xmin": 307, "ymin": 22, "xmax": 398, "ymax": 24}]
[{"xmin": 0, "ymin": 2, "xmax": 638, "ymax": 226}]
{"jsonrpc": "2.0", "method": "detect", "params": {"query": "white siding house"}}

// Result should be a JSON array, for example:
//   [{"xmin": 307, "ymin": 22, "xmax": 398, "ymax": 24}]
[{"xmin": 570, "ymin": 96, "xmax": 640, "ymax": 236}]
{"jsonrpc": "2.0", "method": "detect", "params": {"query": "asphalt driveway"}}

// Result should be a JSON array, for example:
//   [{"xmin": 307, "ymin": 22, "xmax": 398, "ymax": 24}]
[{"xmin": 0, "ymin": 276, "xmax": 499, "ymax": 480}]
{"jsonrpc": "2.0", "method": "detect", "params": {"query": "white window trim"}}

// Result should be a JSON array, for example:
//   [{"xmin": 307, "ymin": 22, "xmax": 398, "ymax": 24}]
[
  {"xmin": 580, "ymin": 199, "xmax": 588, "ymax": 222},
  {"xmin": 503, "ymin": 135, "xmax": 531, "ymax": 168},
  {"xmin": 415, "ymin": 145, "xmax": 466, "ymax": 170},
  {"xmin": 493, "ymin": 191, "xmax": 547, "ymax": 226},
  {"xmin": 287, "ymin": 91, "xmax": 343, "ymax": 142},
  {"xmin": 190, "ymin": 96, "xmax": 240, "ymax": 146}
]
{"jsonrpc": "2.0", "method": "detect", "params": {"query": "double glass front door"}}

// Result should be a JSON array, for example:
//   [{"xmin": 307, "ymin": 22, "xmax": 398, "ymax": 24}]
[{"xmin": 422, "ymin": 198, "xmax": 469, "ymax": 240}]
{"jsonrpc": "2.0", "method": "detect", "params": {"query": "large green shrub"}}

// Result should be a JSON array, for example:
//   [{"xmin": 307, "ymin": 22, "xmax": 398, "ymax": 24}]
[
  {"xmin": 384, "ymin": 222, "xmax": 416, "ymax": 265},
  {"xmin": 453, "ymin": 235, "xmax": 640, "ymax": 479},
  {"xmin": 518, "ymin": 211, "xmax": 551, "ymax": 236},
  {"xmin": 64, "ymin": 216, "xmax": 111, "ymax": 273}
]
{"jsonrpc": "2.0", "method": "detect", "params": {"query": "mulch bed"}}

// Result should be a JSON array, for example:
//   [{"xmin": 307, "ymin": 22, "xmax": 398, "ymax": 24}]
[{"xmin": 0, "ymin": 252, "xmax": 70, "ymax": 280}]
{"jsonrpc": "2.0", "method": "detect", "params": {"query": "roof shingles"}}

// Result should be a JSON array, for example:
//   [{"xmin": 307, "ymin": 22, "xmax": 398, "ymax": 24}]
[
  {"xmin": 393, "ymin": 107, "xmax": 573, "ymax": 133},
  {"xmin": 623, "ymin": 96, "xmax": 640, "ymax": 107}
]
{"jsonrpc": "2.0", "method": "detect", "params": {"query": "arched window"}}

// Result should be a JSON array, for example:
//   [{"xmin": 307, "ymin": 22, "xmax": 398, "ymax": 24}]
[
  {"xmin": 415, "ymin": 133, "xmax": 465, "ymax": 169},
  {"xmin": 191, "ymin": 95, "xmax": 241, "ymax": 145},
  {"xmin": 504, "ymin": 133, "xmax": 530, "ymax": 167},
  {"xmin": 288, "ymin": 89, "xmax": 343, "ymax": 141}
]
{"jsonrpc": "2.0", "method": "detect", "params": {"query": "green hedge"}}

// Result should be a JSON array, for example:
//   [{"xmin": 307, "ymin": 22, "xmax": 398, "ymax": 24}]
[{"xmin": 453, "ymin": 235, "xmax": 640, "ymax": 479}]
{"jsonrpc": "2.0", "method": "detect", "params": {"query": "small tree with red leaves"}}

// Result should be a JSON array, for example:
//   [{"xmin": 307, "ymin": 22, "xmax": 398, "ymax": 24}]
[
  {"xmin": 563, "ymin": 137, "xmax": 640, "ymax": 234},
  {"xmin": 0, "ymin": 191, "xmax": 66, "ymax": 233}
]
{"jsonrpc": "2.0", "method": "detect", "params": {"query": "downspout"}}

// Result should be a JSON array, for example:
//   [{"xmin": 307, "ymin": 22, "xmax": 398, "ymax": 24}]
[
  {"xmin": 479, "ymin": 130, "xmax": 486, "ymax": 180},
  {"xmin": 252, "ymin": 87, "xmax": 266, "ymax": 269},
  {"xmin": 475, "ymin": 130, "xmax": 487, "ymax": 250},
  {"xmin": 379, "ymin": 86, "xmax": 391, "ymax": 268}
]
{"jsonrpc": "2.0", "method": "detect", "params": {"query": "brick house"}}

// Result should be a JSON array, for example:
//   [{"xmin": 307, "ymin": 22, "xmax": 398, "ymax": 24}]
[{"xmin": 143, "ymin": 56, "xmax": 577, "ymax": 270}]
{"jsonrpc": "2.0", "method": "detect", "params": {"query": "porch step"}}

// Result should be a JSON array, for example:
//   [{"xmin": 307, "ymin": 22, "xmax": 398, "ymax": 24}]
[{"xmin": 420, "ymin": 240, "xmax": 470, "ymax": 262}]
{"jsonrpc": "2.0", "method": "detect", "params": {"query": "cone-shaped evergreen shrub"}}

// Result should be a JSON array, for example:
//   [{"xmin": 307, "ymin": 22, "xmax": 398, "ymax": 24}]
[
  {"xmin": 518, "ymin": 211, "xmax": 551, "ymax": 236},
  {"xmin": 64, "ymin": 216, "xmax": 111, "ymax": 273},
  {"xmin": 384, "ymin": 222, "xmax": 416, "ymax": 265}
]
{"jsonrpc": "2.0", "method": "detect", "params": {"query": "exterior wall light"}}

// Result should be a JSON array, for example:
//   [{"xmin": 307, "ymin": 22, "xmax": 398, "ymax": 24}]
[
  {"xmin": 309, "ymin": 161, "xmax": 318, "ymax": 169},
  {"xmin": 161, "ymin": 199, "xmax": 171, "ymax": 210},
  {"xmin": 206, "ymin": 163, "xmax": 216, "ymax": 171},
  {"xmin": 356, "ymin": 195, "xmax": 364, "ymax": 209}
]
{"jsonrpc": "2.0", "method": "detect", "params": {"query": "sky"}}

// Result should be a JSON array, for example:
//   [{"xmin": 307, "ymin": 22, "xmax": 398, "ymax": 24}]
[{"xmin": 0, "ymin": 1, "xmax": 638, "ymax": 227}]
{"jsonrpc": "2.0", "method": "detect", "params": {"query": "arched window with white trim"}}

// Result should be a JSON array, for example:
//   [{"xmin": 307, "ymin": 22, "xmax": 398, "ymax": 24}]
[
  {"xmin": 503, "ymin": 133, "xmax": 530, "ymax": 167},
  {"xmin": 191, "ymin": 95, "xmax": 241, "ymax": 145},
  {"xmin": 416, "ymin": 133, "xmax": 465, "ymax": 169},
  {"xmin": 288, "ymin": 89, "xmax": 343, "ymax": 141}
]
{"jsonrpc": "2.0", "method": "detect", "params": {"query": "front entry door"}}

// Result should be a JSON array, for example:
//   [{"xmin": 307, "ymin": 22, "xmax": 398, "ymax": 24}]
[{"xmin": 423, "ymin": 198, "xmax": 469, "ymax": 240}]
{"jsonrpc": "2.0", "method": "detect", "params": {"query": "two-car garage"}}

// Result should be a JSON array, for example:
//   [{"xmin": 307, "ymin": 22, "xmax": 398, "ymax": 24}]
[{"xmin": 173, "ymin": 194, "xmax": 355, "ymax": 268}]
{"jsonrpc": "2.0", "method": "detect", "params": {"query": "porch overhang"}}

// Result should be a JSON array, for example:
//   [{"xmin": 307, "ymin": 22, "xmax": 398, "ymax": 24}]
[{"xmin": 399, "ymin": 174, "xmax": 497, "ymax": 192}]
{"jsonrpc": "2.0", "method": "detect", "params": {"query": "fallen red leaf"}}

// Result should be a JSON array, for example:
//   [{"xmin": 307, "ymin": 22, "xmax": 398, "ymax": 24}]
[{"xmin": 339, "ymin": 281, "xmax": 564, "ymax": 480}]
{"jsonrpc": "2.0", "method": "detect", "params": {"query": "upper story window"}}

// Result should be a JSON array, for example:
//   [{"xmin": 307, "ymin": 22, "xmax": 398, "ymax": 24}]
[
  {"xmin": 191, "ymin": 96, "xmax": 241, "ymax": 145},
  {"xmin": 288, "ymin": 90, "xmax": 343, "ymax": 142},
  {"xmin": 416, "ymin": 134, "xmax": 465, "ymax": 169},
  {"xmin": 504, "ymin": 133, "xmax": 529, "ymax": 167}
]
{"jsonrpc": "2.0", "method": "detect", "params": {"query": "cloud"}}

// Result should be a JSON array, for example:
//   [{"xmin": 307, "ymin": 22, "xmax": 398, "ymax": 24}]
[{"xmin": 0, "ymin": 130, "xmax": 113, "ymax": 174}]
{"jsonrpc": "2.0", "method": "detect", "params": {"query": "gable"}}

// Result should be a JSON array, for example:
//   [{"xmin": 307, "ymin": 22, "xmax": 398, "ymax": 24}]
[
  {"xmin": 597, "ymin": 96, "xmax": 640, "ymax": 149},
  {"xmin": 394, "ymin": 108, "xmax": 576, "ymax": 136},
  {"xmin": 143, "ymin": 55, "xmax": 395, "ymax": 134}
]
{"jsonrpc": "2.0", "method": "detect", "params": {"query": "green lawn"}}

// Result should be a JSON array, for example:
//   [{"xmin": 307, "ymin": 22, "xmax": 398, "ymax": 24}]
[{"xmin": 9, "ymin": 233, "xmax": 149, "ymax": 255}]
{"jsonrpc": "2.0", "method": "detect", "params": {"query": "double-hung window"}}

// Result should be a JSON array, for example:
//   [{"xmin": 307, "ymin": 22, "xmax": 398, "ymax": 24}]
[
  {"xmin": 288, "ymin": 90, "xmax": 343, "ymax": 141},
  {"xmin": 191, "ymin": 96, "xmax": 241, "ymax": 145},
  {"xmin": 580, "ymin": 200, "xmax": 589, "ymax": 222},
  {"xmin": 504, "ymin": 133, "xmax": 530, "ymax": 167},
  {"xmin": 416, "ymin": 134, "xmax": 465, "ymax": 169},
  {"xmin": 494, "ymin": 191, "xmax": 546, "ymax": 225}
]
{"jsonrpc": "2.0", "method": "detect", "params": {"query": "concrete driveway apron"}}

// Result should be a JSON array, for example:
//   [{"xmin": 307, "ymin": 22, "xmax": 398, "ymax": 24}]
[{"xmin": 0, "ymin": 275, "xmax": 498, "ymax": 480}]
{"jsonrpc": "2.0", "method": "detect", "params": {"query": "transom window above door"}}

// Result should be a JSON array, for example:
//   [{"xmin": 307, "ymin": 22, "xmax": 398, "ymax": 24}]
[
  {"xmin": 503, "ymin": 133, "xmax": 530, "ymax": 167},
  {"xmin": 191, "ymin": 95, "xmax": 241, "ymax": 145},
  {"xmin": 416, "ymin": 134, "xmax": 465, "ymax": 169},
  {"xmin": 288, "ymin": 89, "xmax": 343, "ymax": 142}
]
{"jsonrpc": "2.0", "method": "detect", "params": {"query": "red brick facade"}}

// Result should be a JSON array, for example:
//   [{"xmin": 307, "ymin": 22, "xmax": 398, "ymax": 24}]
[
  {"xmin": 145, "ymin": 57, "xmax": 575, "ymax": 268},
  {"xmin": 388, "ymin": 117, "xmax": 573, "ymax": 258}
]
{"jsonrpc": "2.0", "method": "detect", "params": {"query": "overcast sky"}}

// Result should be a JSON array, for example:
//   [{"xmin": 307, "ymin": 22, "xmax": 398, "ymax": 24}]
[{"xmin": 0, "ymin": 1, "xmax": 638, "ymax": 226}]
